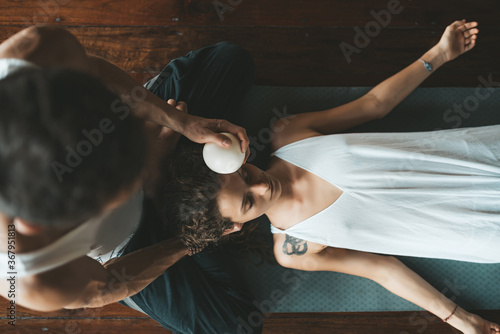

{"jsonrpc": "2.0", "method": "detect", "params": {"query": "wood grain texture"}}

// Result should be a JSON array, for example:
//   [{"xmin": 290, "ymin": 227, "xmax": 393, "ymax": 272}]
[
  {"xmin": 0, "ymin": 0, "xmax": 499, "ymax": 28},
  {"xmin": 1, "ymin": 25, "xmax": 498, "ymax": 87},
  {"xmin": 1, "ymin": 296, "xmax": 499, "ymax": 334},
  {"xmin": 0, "ymin": 298, "xmax": 172, "ymax": 333}
]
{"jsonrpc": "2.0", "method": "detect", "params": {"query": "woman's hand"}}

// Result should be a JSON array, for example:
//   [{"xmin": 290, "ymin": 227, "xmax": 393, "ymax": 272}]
[
  {"xmin": 436, "ymin": 19, "xmax": 479, "ymax": 63},
  {"xmin": 176, "ymin": 111, "xmax": 250, "ymax": 161},
  {"xmin": 459, "ymin": 312, "xmax": 500, "ymax": 334}
]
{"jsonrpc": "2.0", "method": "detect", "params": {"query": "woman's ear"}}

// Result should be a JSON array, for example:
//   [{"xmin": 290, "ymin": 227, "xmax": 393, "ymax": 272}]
[
  {"xmin": 222, "ymin": 223, "xmax": 243, "ymax": 236},
  {"xmin": 13, "ymin": 218, "xmax": 46, "ymax": 236}
]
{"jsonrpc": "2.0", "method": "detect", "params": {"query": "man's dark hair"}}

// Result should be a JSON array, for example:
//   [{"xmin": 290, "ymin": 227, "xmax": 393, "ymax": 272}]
[{"xmin": 0, "ymin": 67, "xmax": 147, "ymax": 226}]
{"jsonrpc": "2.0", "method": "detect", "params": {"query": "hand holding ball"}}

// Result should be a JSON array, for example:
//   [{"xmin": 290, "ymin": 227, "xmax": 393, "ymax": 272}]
[{"xmin": 203, "ymin": 133, "xmax": 245, "ymax": 174}]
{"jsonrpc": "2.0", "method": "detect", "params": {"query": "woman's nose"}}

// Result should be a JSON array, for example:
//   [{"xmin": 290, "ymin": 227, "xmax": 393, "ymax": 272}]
[{"xmin": 250, "ymin": 180, "xmax": 269, "ymax": 195}]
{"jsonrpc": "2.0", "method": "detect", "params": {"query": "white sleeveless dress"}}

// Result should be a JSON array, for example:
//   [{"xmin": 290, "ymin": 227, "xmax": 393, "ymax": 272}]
[{"xmin": 270, "ymin": 125, "xmax": 500, "ymax": 263}]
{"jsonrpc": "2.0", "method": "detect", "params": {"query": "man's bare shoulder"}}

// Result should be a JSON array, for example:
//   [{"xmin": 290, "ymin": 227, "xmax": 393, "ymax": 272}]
[{"xmin": 0, "ymin": 25, "xmax": 90, "ymax": 73}]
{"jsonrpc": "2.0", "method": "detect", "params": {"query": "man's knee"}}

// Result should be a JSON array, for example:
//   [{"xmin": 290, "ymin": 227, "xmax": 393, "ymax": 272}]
[
  {"xmin": 217, "ymin": 310, "xmax": 264, "ymax": 334},
  {"xmin": 213, "ymin": 41, "xmax": 254, "ymax": 76}
]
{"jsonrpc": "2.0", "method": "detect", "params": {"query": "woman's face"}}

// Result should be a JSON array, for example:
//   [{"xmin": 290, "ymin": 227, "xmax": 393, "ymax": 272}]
[{"xmin": 217, "ymin": 164, "xmax": 282, "ymax": 225}]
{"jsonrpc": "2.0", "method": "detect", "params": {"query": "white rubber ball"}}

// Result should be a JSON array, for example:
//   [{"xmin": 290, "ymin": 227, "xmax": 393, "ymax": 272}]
[{"xmin": 203, "ymin": 132, "xmax": 245, "ymax": 174}]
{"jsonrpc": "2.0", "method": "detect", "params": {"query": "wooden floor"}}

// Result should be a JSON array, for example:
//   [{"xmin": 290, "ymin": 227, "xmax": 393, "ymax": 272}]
[
  {"xmin": 1, "ymin": 0, "xmax": 499, "ymax": 87},
  {"xmin": 1, "ymin": 0, "xmax": 500, "ymax": 333},
  {"xmin": 2, "ymin": 299, "xmax": 499, "ymax": 333}
]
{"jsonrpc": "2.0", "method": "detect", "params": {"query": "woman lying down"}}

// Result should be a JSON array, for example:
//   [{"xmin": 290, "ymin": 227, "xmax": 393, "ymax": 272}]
[{"xmin": 163, "ymin": 19, "xmax": 500, "ymax": 334}]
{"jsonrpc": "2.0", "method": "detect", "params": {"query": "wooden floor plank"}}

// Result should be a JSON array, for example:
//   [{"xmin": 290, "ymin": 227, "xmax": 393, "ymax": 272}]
[
  {"xmin": 1, "ymin": 0, "xmax": 498, "ymax": 28},
  {"xmin": 0, "ymin": 318, "xmax": 170, "ymax": 333},
  {"xmin": 0, "ymin": 299, "xmax": 172, "ymax": 333},
  {"xmin": 2, "ymin": 25, "xmax": 498, "ymax": 87},
  {"xmin": 1, "ymin": 303, "xmax": 498, "ymax": 334},
  {"xmin": 0, "ymin": 300, "xmax": 146, "ymax": 318}
]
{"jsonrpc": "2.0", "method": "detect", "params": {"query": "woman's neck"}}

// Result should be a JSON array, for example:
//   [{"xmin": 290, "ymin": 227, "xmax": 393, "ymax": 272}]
[{"xmin": 263, "ymin": 159, "xmax": 296, "ymax": 221}]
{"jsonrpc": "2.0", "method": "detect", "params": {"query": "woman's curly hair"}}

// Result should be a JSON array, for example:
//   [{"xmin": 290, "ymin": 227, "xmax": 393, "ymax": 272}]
[{"xmin": 162, "ymin": 141, "xmax": 237, "ymax": 253}]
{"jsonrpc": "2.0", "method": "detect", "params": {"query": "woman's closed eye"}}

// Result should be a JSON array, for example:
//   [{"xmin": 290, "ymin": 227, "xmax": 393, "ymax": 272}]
[
  {"xmin": 246, "ymin": 194, "xmax": 254, "ymax": 210},
  {"xmin": 237, "ymin": 168, "xmax": 253, "ymax": 211}
]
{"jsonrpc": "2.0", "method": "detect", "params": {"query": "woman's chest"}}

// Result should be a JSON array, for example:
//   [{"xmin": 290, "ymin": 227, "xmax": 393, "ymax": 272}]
[{"xmin": 272, "ymin": 164, "xmax": 344, "ymax": 230}]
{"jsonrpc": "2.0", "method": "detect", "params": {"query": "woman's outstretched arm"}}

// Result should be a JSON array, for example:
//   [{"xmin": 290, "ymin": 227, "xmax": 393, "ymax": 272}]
[
  {"xmin": 363, "ymin": 19, "xmax": 478, "ymax": 118},
  {"xmin": 273, "ymin": 234, "xmax": 500, "ymax": 334},
  {"xmin": 272, "ymin": 20, "xmax": 479, "ymax": 148}
]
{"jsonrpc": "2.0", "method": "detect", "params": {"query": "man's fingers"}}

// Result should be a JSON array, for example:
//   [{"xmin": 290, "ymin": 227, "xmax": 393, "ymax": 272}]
[
  {"xmin": 215, "ymin": 133, "xmax": 232, "ymax": 147},
  {"xmin": 167, "ymin": 99, "xmax": 176, "ymax": 106},
  {"xmin": 243, "ymin": 147, "xmax": 250, "ymax": 163},
  {"xmin": 175, "ymin": 101, "xmax": 188, "ymax": 113},
  {"xmin": 215, "ymin": 120, "xmax": 250, "ymax": 153},
  {"xmin": 236, "ymin": 130, "xmax": 249, "ymax": 154},
  {"xmin": 227, "ymin": 124, "xmax": 249, "ymax": 154}
]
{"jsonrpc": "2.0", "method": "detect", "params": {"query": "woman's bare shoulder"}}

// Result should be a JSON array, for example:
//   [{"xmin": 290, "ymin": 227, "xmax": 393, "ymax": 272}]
[{"xmin": 271, "ymin": 116, "xmax": 322, "ymax": 152}]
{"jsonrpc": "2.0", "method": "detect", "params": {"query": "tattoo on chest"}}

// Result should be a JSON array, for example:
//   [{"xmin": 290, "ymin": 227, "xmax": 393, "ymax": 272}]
[{"xmin": 283, "ymin": 235, "xmax": 308, "ymax": 255}]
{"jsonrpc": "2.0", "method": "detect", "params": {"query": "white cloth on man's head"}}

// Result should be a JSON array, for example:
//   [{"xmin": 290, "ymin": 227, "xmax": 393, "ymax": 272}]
[{"xmin": 0, "ymin": 58, "xmax": 38, "ymax": 80}]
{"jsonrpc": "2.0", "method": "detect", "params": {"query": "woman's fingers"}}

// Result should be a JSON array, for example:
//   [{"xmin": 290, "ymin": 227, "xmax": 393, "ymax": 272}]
[
  {"xmin": 449, "ymin": 19, "xmax": 465, "ymax": 30},
  {"xmin": 457, "ymin": 21, "xmax": 479, "ymax": 38},
  {"xmin": 464, "ymin": 39, "xmax": 476, "ymax": 52},
  {"xmin": 463, "ymin": 28, "xmax": 479, "ymax": 38},
  {"xmin": 454, "ymin": 20, "xmax": 479, "ymax": 53},
  {"xmin": 464, "ymin": 34, "xmax": 477, "ymax": 52},
  {"xmin": 462, "ymin": 21, "xmax": 478, "ymax": 30}
]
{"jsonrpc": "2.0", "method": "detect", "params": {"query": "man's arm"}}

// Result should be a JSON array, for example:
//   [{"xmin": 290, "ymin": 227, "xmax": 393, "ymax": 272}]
[
  {"xmin": 15, "ymin": 238, "xmax": 188, "ymax": 312},
  {"xmin": 0, "ymin": 25, "xmax": 249, "ymax": 153}
]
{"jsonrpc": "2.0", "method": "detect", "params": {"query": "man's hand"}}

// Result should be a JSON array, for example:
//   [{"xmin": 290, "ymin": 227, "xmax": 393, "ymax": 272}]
[
  {"xmin": 437, "ymin": 19, "xmax": 479, "ymax": 63},
  {"xmin": 156, "ymin": 99, "xmax": 188, "ymax": 140},
  {"xmin": 176, "ymin": 112, "xmax": 250, "ymax": 162}
]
